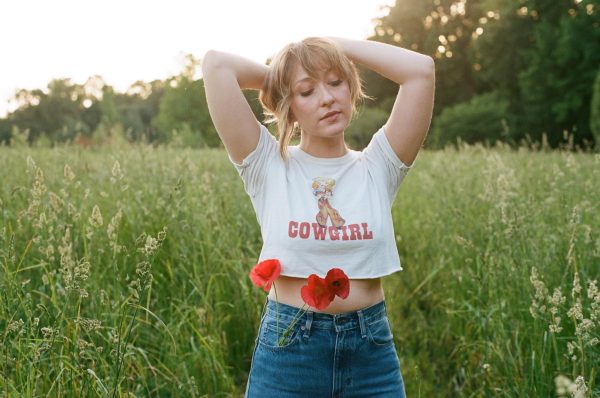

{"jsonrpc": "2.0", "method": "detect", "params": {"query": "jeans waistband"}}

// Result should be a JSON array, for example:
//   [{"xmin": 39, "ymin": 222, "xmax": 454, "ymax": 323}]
[{"xmin": 263, "ymin": 297, "xmax": 388, "ymax": 332}]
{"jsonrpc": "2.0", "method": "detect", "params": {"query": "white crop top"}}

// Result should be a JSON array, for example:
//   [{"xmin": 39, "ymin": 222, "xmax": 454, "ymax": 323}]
[{"xmin": 229, "ymin": 123, "xmax": 413, "ymax": 279}]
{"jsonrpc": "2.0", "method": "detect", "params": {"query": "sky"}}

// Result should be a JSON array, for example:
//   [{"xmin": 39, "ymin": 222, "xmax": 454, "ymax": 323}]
[{"xmin": 0, "ymin": 0, "xmax": 394, "ymax": 118}]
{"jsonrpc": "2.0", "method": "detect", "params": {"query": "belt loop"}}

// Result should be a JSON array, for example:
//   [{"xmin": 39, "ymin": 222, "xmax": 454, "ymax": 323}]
[
  {"xmin": 357, "ymin": 309, "xmax": 367, "ymax": 339},
  {"xmin": 303, "ymin": 311, "xmax": 313, "ymax": 338}
]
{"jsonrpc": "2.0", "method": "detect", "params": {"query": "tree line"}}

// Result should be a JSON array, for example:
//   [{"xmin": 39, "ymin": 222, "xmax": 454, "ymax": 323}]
[{"xmin": 1, "ymin": 0, "xmax": 599, "ymax": 150}]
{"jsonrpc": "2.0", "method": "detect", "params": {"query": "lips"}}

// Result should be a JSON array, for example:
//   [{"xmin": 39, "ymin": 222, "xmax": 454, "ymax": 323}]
[{"xmin": 320, "ymin": 111, "xmax": 340, "ymax": 120}]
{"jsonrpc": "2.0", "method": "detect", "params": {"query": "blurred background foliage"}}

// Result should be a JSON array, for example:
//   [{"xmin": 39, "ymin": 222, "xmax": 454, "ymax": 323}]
[{"xmin": 0, "ymin": 0, "xmax": 598, "ymax": 151}]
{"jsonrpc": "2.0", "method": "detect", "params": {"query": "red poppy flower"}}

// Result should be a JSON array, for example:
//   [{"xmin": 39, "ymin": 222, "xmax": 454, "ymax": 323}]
[
  {"xmin": 249, "ymin": 259, "xmax": 281, "ymax": 292},
  {"xmin": 301, "ymin": 274, "xmax": 334, "ymax": 310},
  {"xmin": 325, "ymin": 268, "xmax": 350, "ymax": 299}
]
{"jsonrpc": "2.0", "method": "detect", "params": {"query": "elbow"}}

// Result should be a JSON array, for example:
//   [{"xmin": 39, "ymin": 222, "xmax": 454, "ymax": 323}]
[
  {"xmin": 201, "ymin": 50, "xmax": 224, "ymax": 74},
  {"xmin": 421, "ymin": 55, "xmax": 435, "ymax": 78}
]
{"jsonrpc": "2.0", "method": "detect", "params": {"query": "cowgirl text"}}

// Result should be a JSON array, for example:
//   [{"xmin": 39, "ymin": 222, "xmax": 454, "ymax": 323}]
[{"xmin": 288, "ymin": 221, "xmax": 374, "ymax": 241}]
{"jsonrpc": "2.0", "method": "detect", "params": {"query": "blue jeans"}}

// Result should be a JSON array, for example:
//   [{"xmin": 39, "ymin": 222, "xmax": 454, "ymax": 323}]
[{"xmin": 245, "ymin": 298, "xmax": 406, "ymax": 397}]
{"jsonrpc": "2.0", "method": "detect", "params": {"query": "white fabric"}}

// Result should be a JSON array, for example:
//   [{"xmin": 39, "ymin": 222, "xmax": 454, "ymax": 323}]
[{"xmin": 229, "ymin": 123, "xmax": 413, "ymax": 279}]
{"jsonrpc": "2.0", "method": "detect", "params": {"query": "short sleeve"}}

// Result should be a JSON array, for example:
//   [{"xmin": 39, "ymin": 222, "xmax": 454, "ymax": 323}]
[
  {"xmin": 228, "ymin": 123, "xmax": 279, "ymax": 198},
  {"xmin": 363, "ymin": 126, "xmax": 414, "ymax": 203}
]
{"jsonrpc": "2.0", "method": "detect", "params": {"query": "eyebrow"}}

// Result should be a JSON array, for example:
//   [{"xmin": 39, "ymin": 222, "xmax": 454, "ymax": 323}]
[{"xmin": 293, "ymin": 76, "xmax": 314, "ymax": 87}]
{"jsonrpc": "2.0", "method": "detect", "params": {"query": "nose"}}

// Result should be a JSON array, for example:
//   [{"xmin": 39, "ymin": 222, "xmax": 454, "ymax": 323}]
[{"xmin": 318, "ymin": 83, "xmax": 334, "ymax": 106}]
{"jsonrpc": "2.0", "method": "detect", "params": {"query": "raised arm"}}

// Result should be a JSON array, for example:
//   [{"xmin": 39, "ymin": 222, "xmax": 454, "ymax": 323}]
[
  {"xmin": 328, "ymin": 37, "xmax": 435, "ymax": 167},
  {"xmin": 201, "ymin": 50, "xmax": 268, "ymax": 164}
]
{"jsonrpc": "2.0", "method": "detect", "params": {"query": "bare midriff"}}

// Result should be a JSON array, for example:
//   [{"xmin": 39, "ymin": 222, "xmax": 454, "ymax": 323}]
[{"xmin": 267, "ymin": 274, "xmax": 385, "ymax": 314}]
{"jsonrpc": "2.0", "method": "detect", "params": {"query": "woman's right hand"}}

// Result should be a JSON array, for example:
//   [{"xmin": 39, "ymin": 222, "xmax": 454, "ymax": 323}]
[{"xmin": 201, "ymin": 50, "xmax": 268, "ymax": 164}]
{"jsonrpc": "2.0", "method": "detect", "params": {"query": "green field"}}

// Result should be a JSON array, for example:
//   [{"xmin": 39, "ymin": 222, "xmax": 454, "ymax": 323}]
[{"xmin": 1, "ymin": 143, "xmax": 598, "ymax": 397}]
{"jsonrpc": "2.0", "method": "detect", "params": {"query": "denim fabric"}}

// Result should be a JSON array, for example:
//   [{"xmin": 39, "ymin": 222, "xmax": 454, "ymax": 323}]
[{"xmin": 244, "ymin": 298, "xmax": 406, "ymax": 397}]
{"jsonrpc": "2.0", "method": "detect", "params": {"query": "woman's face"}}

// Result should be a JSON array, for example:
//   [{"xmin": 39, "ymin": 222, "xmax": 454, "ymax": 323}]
[{"xmin": 289, "ymin": 64, "xmax": 352, "ymax": 138}]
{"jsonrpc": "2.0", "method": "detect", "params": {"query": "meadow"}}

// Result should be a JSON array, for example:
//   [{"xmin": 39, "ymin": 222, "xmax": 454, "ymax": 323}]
[{"xmin": 1, "ymin": 141, "xmax": 598, "ymax": 397}]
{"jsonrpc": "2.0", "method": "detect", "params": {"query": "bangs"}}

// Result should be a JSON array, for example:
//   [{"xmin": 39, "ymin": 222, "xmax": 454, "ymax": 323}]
[{"xmin": 286, "ymin": 42, "xmax": 352, "ymax": 85}]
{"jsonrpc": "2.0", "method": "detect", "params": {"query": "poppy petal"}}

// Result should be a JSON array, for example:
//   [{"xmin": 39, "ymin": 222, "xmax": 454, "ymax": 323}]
[
  {"xmin": 301, "ymin": 274, "xmax": 334, "ymax": 310},
  {"xmin": 325, "ymin": 268, "xmax": 350, "ymax": 299},
  {"xmin": 249, "ymin": 259, "xmax": 281, "ymax": 292}
]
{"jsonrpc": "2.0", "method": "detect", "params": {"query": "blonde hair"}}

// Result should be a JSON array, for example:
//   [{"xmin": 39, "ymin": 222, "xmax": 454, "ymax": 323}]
[{"xmin": 259, "ymin": 37, "xmax": 368, "ymax": 163}]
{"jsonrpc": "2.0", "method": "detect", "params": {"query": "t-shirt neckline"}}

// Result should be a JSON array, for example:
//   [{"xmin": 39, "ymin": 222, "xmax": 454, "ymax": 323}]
[{"xmin": 290, "ymin": 145, "xmax": 355, "ymax": 165}]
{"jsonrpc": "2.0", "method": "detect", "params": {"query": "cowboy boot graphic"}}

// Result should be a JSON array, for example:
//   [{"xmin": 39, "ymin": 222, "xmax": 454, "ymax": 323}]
[{"xmin": 311, "ymin": 177, "xmax": 345, "ymax": 229}]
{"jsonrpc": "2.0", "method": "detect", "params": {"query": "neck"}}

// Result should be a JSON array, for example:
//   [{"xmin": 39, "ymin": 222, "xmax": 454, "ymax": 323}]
[{"xmin": 298, "ymin": 135, "xmax": 349, "ymax": 158}]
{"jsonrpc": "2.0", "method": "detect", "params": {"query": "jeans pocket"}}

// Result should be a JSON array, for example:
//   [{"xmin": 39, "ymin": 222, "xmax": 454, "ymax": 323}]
[
  {"xmin": 367, "ymin": 316, "xmax": 394, "ymax": 346},
  {"xmin": 258, "ymin": 316, "xmax": 302, "ymax": 350}
]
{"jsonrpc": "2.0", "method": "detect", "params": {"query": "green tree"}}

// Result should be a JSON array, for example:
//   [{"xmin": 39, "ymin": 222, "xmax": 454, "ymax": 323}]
[
  {"xmin": 345, "ymin": 106, "xmax": 389, "ymax": 149},
  {"xmin": 99, "ymin": 86, "xmax": 121, "ymax": 127},
  {"xmin": 370, "ymin": 0, "xmax": 599, "ymax": 148},
  {"xmin": 470, "ymin": 0, "xmax": 535, "ymax": 142},
  {"xmin": 591, "ymin": 68, "xmax": 600, "ymax": 149},
  {"xmin": 152, "ymin": 55, "xmax": 218, "ymax": 147},
  {"xmin": 3, "ymin": 75, "xmax": 168, "ymax": 146},
  {"xmin": 152, "ymin": 76, "xmax": 216, "ymax": 146},
  {"xmin": 369, "ymin": 0, "xmax": 490, "ymax": 111},
  {"xmin": 8, "ymin": 79, "xmax": 91, "ymax": 143},
  {"xmin": 0, "ymin": 118, "xmax": 11, "ymax": 145},
  {"xmin": 430, "ymin": 90, "xmax": 510, "ymax": 148},
  {"xmin": 518, "ymin": 0, "xmax": 600, "ymax": 147},
  {"xmin": 118, "ymin": 79, "xmax": 165, "ymax": 143},
  {"xmin": 91, "ymin": 85, "xmax": 128, "ymax": 146}
]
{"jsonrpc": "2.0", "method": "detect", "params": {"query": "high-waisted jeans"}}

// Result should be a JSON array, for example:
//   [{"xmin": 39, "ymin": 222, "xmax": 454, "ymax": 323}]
[{"xmin": 244, "ymin": 298, "xmax": 406, "ymax": 397}]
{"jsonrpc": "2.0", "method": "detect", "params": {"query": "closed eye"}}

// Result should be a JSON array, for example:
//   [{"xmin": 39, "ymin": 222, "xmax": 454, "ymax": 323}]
[{"xmin": 300, "ymin": 79, "xmax": 342, "ymax": 96}]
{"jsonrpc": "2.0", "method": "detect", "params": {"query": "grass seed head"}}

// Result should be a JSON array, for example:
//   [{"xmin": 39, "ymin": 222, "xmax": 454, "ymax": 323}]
[
  {"xmin": 88, "ymin": 205, "xmax": 103, "ymax": 228},
  {"xmin": 7, "ymin": 319, "xmax": 25, "ymax": 335},
  {"xmin": 111, "ymin": 160, "xmax": 124, "ymax": 182},
  {"xmin": 63, "ymin": 164, "xmax": 75, "ymax": 182},
  {"xmin": 529, "ymin": 267, "xmax": 548, "ymax": 318}
]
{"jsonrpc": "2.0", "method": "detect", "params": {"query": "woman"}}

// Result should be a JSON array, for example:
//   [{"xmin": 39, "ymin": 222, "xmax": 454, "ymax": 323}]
[{"xmin": 202, "ymin": 36, "xmax": 435, "ymax": 397}]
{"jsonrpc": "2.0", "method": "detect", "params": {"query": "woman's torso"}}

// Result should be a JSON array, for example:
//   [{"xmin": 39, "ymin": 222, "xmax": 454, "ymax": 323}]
[
  {"xmin": 268, "ymin": 275, "xmax": 384, "ymax": 314},
  {"xmin": 254, "ymin": 143, "xmax": 402, "ymax": 281},
  {"xmin": 251, "ymin": 130, "xmax": 404, "ymax": 310}
]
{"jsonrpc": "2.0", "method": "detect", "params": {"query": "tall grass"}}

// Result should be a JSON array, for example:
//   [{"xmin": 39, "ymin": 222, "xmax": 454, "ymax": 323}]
[
  {"xmin": 0, "ymin": 141, "xmax": 598, "ymax": 397},
  {"xmin": 387, "ymin": 144, "xmax": 599, "ymax": 397}
]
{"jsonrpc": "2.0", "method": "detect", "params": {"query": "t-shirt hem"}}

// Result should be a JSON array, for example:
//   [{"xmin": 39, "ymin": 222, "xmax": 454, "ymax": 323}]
[{"xmin": 279, "ymin": 267, "xmax": 403, "ymax": 279}]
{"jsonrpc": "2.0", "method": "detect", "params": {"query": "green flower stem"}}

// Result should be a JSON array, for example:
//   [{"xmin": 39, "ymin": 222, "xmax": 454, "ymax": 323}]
[
  {"xmin": 277, "ymin": 304, "xmax": 310, "ymax": 347},
  {"xmin": 273, "ymin": 283, "xmax": 279, "ymax": 343}
]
